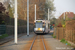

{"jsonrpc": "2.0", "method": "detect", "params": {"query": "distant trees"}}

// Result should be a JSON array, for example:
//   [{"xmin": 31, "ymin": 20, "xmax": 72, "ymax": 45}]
[
  {"xmin": 3, "ymin": 0, "xmax": 56, "ymax": 20},
  {"xmin": 1, "ymin": 0, "xmax": 56, "ymax": 24},
  {"xmin": 0, "ymin": 2, "xmax": 6, "ymax": 24},
  {"xmin": 3, "ymin": 0, "xmax": 27, "ymax": 25},
  {"xmin": 50, "ymin": 17, "xmax": 56, "ymax": 25},
  {"xmin": 0, "ymin": 2, "xmax": 6, "ymax": 13},
  {"xmin": 3, "ymin": 0, "xmax": 14, "ymax": 25},
  {"xmin": 44, "ymin": 0, "xmax": 56, "ymax": 19},
  {"xmin": 18, "ymin": 0, "xmax": 27, "ymax": 20},
  {"xmin": 4, "ymin": 0, "xmax": 14, "ymax": 18},
  {"xmin": 17, "ymin": 0, "xmax": 56, "ymax": 21}
]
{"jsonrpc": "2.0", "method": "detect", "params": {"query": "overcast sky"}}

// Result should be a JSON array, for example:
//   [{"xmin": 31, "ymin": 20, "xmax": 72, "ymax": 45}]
[{"xmin": 53, "ymin": 0, "xmax": 75, "ymax": 18}]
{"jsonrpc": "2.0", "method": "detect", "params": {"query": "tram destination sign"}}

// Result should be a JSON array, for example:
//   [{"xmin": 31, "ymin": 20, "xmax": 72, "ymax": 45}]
[{"xmin": 36, "ymin": 21, "xmax": 42, "ymax": 23}]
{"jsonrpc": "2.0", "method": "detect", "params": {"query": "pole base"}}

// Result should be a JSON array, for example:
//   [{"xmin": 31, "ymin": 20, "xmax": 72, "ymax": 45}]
[
  {"xmin": 14, "ymin": 43, "xmax": 17, "ymax": 45},
  {"xmin": 27, "ymin": 35, "xmax": 29, "ymax": 37}
]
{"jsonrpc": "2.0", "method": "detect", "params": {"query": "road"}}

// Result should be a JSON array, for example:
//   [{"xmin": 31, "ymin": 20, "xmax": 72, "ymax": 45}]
[{"xmin": 0, "ymin": 32, "xmax": 74, "ymax": 50}]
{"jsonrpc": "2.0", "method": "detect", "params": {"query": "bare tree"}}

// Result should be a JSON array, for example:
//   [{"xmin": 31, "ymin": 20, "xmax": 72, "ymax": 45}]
[{"xmin": 18, "ymin": 0, "xmax": 27, "ymax": 20}]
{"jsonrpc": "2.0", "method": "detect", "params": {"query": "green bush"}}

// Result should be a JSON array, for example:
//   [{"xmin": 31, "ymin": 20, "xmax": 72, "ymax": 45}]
[
  {"xmin": 0, "ymin": 34, "xmax": 8, "ymax": 39},
  {"xmin": 67, "ymin": 43, "xmax": 71, "ymax": 46},
  {"xmin": 53, "ymin": 36, "xmax": 56, "ymax": 38},
  {"xmin": 60, "ymin": 38, "xmax": 71, "ymax": 46},
  {"xmin": 60, "ymin": 38, "xmax": 65, "ymax": 42},
  {"xmin": 64, "ymin": 41, "xmax": 68, "ymax": 43}
]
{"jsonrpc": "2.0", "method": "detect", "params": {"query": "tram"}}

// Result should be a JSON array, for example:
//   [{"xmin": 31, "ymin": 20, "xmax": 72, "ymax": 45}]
[{"xmin": 34, "ymin": 20, "xmax": 50, "ymax": 34}]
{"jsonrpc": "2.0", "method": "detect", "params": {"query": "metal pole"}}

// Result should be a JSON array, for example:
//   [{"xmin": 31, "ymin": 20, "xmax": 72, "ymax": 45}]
[
  {"xmin": 35, "ymin": 4, "xmax": 36, "ymax": 21},
  {"xmin": 64, "ymin": 12, "xmax": 65, "ymax": 20},
  {"xmin": 27, "ymin": 0, "xmax": 29, "ymax": 36},
  {"xmin": 48, "ymin": 8, "xmax": 49, "ymax": 20},
  {"xmin": 14, "ymin": 0, "xmax": 18, "ymax": 44}
]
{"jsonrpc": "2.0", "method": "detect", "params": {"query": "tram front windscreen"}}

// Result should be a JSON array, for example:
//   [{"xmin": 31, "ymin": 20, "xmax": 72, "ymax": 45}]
[{"xmin": 36, "ymin": 22, "xmax": 43, "ymax": 28}]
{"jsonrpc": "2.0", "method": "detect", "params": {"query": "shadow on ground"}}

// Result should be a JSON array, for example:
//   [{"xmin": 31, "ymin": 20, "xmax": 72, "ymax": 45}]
[{"xmin": 35, "ymin": 32, "xmax": 53, "ymax": 35}]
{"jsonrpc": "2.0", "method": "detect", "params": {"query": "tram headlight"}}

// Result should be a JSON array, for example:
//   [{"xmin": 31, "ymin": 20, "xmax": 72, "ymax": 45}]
[
  {"xmin": 40, "ymin": 28, "xmax": 42, "ymax": 30},
  {"xmin": 34, "ymin": 28, "xmax": 45, "ymax": 31},
  {"xmin": 34, "ymin": 28, "xmax": 38, "ymax": 31},
  {"xmin": 39, "ymin": 28, "xmax": 45, "ymax": 31}
]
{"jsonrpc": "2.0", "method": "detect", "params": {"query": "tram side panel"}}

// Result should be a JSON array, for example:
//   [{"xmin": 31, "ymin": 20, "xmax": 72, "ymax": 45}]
[{"xmin": 45, "ymin": 21, "xmax": 50, "ymax": 33}]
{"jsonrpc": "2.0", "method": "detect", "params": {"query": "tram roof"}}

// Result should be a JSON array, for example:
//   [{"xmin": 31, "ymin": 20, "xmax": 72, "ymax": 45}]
[
  {"xmin": 34, "ymin": 20, "xmax": 50, "ymax": 23},
  {"xmin": 36, "ymin": 20, "xmax": 44, "ymax": 21},
  {"xmin": 35, "ymin": 20, "xmax": 49, "ymax": 21}
]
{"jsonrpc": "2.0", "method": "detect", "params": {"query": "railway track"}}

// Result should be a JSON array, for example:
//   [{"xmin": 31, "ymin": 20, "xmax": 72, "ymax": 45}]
[{"xmin": 30, "ymin": 35, "xmax": 46, "ymax": 50}]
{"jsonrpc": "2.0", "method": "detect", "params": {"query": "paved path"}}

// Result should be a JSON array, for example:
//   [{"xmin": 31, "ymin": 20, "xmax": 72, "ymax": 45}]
[
  {"xmin": 43, "ymin": 34, "xmax": 74, "ymax": 50},
  {"xmin": 0, "ymin": 33, "xmax": 35, "ymax": 50},
  {"xmin": 0, "ymin": 33, "xmax": 29, "ymax": 45},
  {"xmin": 0, "ymin": 33, "xmax": 74, "ymax": 50}
]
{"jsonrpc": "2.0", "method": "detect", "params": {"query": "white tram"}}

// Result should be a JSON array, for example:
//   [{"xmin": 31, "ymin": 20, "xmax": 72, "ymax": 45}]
[{"xmin": 34, "ymin": 20, "xmax": 50, "ymax": 34}]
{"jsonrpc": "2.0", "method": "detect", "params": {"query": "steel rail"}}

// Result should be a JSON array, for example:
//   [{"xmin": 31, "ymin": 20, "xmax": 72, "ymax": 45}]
[
  {"xmin": 41, "ymin": 36, "xmax": 46, "ymax": 50},
  {"xmin": 30, "ymin": 35, "xmax": 46, "ymax": 50},
  {"xmin": 30, "ymin": 35, "xmax": 37, "ymax": 50}
]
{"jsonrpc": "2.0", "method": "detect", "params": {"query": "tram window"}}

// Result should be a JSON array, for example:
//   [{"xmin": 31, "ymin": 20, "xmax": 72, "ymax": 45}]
[{"xmin": 36, "ymin": 23, "xmax": 42, "ymax": 28}]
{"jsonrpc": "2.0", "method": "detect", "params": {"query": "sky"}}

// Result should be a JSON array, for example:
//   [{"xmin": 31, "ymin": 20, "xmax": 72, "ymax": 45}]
[{"xmin": 53, "ymin": 0, "xmax": 75, "ymax": 18}]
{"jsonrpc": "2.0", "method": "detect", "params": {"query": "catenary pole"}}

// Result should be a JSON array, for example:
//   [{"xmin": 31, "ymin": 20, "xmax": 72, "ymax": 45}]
[
  {"xmin": 64, "ymin": 12, "xmax": 65, "ymax": 20},
  {"xmin": 35, "ymin": 4, "xmax": 36, "ymax": 21},
  {"xmin": 14, "ymin": 0, "xmax": 18, "ymax": 44},
  {"xmin": 48, "ymin": 8, "xmax": 49, "ymax": 20},
  {"xmin": 27, "ymin": 0, "xmax": 29, "ymax": 36}
]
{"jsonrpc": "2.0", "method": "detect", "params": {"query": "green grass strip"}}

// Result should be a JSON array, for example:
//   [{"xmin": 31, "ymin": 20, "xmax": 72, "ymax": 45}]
[
  {"xmin": 60, "ymin": 38, "xmax": 71, "ymax": 46},
  {"xmin": 0, "ymin": 34, "xmax": 8, "ymax": 39}
]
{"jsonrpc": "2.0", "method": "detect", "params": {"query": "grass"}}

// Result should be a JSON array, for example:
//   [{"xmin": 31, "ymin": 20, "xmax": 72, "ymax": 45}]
[
  {"xmin": 0, "ymin": 34, "xmax": 8, "ymax": 39},
  {"xmin": 51, "ymin": 34, "xmax": 56, "ymax": 38},
  {"xmin": 60, "ymin": 38, "xmax": 71, "ymax": 46},
  {"xmin": 53, "ymin": 36, "xmax": 56, "ymax": 38}
]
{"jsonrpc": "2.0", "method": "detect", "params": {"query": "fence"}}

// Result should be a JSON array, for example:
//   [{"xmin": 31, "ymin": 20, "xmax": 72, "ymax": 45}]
[
  {"xmin": 54, "ymin": 27, "xmax": 75, "ymax": 44},
  {"xmin": 65, "ymin": 30, "xmax": 75, "ymax": 43},
  {"xmin": 54, "ymin": 27, "xmax": 65, "ymax": 40},
  {"xmin": 0, "ymin": 25, "xmax": 34, "ymax": 35},
  {"xmin": 0, "ymin": 25, "xmax": 6, "ymax": 35}
]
